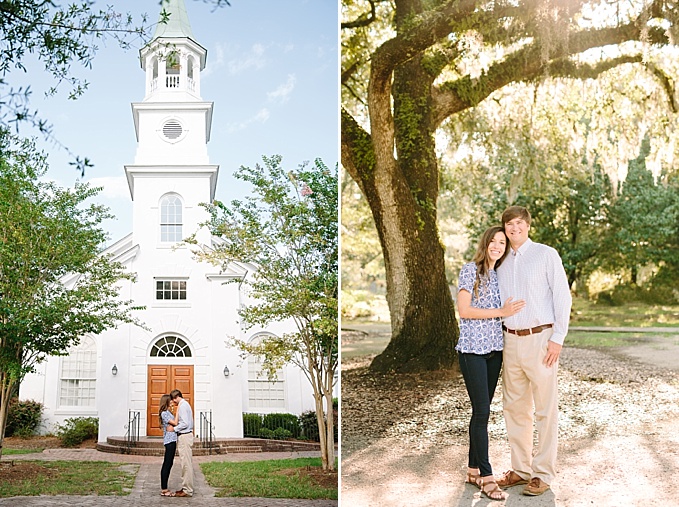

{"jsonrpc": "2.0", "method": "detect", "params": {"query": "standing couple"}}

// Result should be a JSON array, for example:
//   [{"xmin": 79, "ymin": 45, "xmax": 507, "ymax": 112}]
[
  {"xmin": 158, "ymin": 389, "xmax": 195, "ymax": 498},
  {"xmin": 457, "ymin": 206, "xmax": 572, "ymax": 500}
]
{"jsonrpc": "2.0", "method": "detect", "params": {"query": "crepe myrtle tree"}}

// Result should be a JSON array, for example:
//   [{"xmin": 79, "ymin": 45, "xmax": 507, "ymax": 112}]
[
  {"xmin": 341, "ymin": 0, "xmax": 679, "ymax": 373},
  {"xmin": 187, "ymin": 156, "xmax": 338, "ymax": 471},
  {"xmin": 0, "ymin": 132, "xmax": 142, "ymax": 459}
]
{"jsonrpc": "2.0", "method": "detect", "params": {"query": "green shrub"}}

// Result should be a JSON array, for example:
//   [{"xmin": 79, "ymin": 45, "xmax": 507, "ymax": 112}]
[
  {"xmin": 258, "ymin": 427, "xmax": 274, "ymax": 439},
  {"xmin": 272, "ymin": 427, "xmax": 292, "ymax": 439},
  {"xmin": 300, "ymin": 410, "xmax": 319, "ymax": 442},
  {"xmin": 5, "ymin": 399, "xmax": 43, "ymax": 438},
  {"xmin": 56, "ymin": 417, "xmax": 99, "ymax": 447},
  {"xmin": 262, "ymin": 413, "xmax": 301, "ymax": 438},
  {"xmin": 242, "ymin": 413, "xmax": 263, "ymax": 437}
]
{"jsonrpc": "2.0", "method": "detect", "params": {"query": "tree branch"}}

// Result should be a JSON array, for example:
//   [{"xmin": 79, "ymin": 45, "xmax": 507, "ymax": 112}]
[
  {"xmin": 645, "ymin": 62, "xmax": 678, "ymax": 113},
  {"xmin": 430, "ymin": 23, "xmax": 669, "ymax": 127},
  {"xmin": 341, "ymin": 108, "xmax": 374, "ymax": 196},
  {"xmin": 341, "ymin": 0, "xmax": 376, "ymax": 29}
]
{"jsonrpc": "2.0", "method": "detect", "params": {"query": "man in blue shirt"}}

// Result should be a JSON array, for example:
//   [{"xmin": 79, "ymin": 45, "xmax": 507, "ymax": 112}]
[{"xmin": 169, "ymin": 389, "xmax": 194, "ymax": 497}]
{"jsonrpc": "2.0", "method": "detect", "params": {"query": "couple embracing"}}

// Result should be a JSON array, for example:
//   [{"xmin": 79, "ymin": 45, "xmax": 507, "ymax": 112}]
[{"xmin": 457, "ymin": 206, "xmax": 572, "ymax": 500}]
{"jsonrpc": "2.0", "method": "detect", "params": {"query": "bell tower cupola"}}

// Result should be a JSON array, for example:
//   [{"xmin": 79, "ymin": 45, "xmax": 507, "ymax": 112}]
[{"xmin": 140, "ymin": 0, "xmax": 207, "ymax": 101}]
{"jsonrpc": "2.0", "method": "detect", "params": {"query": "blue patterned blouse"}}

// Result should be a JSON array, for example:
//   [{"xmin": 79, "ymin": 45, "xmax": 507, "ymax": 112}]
[
  {"xmin": 455, "ymin": 262, "xmax": 504, "ymax": 354},
  {"xmin": 161, "ymin": 410, "xmax": 177, "ymax": 445}
]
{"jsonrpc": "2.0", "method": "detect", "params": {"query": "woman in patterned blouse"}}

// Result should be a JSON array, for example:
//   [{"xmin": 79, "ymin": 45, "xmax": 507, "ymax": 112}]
[
  {"xmin": 159, "ymin": 394, "xmax": 179, "ymax": 497},
  {"xmin": 457, "ymin": 225, "xmax": 526, "ymax": 501}
]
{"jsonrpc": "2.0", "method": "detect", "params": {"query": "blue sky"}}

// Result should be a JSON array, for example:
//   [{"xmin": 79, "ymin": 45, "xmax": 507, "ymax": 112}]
[{"xmin": 20, "ymin": 0, "xmax": 338, "ymax": 242}]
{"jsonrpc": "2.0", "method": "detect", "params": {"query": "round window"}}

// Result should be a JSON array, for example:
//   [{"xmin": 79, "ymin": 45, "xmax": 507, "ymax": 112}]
[{"xmin": 162, "ymin": 120, "xmax": 183, "ymax": 140}]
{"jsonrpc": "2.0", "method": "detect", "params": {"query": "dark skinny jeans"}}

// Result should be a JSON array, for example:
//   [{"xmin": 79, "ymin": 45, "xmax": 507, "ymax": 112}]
[
  {"xmin": 161, "ymin": 440, "xmax": 177, "ymax": 490},
  {"xmin": 458, "ymin": 351, "xmax": 503, "ymax": 478}
]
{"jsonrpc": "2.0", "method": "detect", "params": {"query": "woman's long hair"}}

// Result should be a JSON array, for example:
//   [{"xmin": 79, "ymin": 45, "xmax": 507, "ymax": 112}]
[
  {"xmin": 471, "ymin": 226, "xmax": 509, "ymax": 298},
  {"xmin": 158, "ymin": 394, "xmax": 172, "ymax": 428}
]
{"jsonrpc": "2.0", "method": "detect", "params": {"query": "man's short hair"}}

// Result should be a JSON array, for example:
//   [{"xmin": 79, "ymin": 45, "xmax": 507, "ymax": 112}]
[
  {"xmin": 170, "ymin": 389, "xmax": 183, "ymax": 400},
  {"xmin": 502, "ymin": 205, "xmax": 531, "ymax": 226}
]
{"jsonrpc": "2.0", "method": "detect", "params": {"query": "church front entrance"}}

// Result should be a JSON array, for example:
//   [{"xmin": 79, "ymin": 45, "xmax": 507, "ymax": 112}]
[{"xmin": 147, "ymin": 364, "xmax": 194, "ymax": 436}]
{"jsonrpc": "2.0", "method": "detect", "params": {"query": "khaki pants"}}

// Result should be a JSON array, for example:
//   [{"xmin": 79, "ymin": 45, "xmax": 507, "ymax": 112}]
[
  {"xmin": 177, "ymin": 432, "xmax": 194, "ymax": 495},
  {"xmin": 502, "ymin": 329, "xmax": 559, "ymax": 485}
]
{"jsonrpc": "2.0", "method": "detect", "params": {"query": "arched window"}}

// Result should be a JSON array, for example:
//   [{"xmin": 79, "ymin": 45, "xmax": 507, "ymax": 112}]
[
  {"xmin": 160, "ymin": 194, "xmax": 182, "ymax": 242},
  {"xmin": 59, "ymin": 336, "xmax": 97, "ymax": 407},
  {"xmin": 187, "ymin": 55, "xmax": 195, "ymax": 80},
  {"xmin": 150, "ymin": 336, "xmax": 192, "ymax": 357},
  {"xmin": 247, "ymin": 334, "xmax": 286, "ymax": 409}
]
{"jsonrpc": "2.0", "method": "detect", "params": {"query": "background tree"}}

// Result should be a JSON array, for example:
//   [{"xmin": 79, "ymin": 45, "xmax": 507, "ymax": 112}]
[
  {"xmin": 0, "ymin": 131, "xmax": 141, "ymax": 459},
  {"xmin": 190, "ymin": 156, "xmax": 338, "ymax": 471},
  {"xmin": 342, "ymin": 0, "xmax": 679, "ymax": 372},
  {"xmin": 603, "ymin": 137, "xmax": 679, "ymax": 285}
]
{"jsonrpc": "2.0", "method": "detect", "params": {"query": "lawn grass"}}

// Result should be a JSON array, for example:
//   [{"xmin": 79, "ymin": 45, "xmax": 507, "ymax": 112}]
[
  {"xmin": 567, "ymin": 331, "xmax": 650, "ymax": 348},
  {"xmin": 570, "ymin": 298, "xmax": 679, "ymax": 327},
  {"xmin": 0, "ymin": 461, "xmax": 138, "ymax": 497},
  {"xmin": 6, "ymin": 448, "xmax": 44, "ymax": 456},
  {"xmin": 201, "ymin": 457, "xmax": 337, "ymax": 499}
]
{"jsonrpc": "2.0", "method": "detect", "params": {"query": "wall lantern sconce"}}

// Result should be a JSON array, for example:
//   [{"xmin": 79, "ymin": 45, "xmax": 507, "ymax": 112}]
[
  {"xmin": 223, "ymin": 365, "xmax": 230, "ymax": 377},
  {"xmin": 112, "ymin": 364, "xmax": 118, "ymax": 376}
]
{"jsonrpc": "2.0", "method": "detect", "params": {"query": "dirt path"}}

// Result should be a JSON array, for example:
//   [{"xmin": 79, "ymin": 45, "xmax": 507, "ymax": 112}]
[{"xmin": 341, "ymin": 327, "xmax": 679, "ymax": 507}]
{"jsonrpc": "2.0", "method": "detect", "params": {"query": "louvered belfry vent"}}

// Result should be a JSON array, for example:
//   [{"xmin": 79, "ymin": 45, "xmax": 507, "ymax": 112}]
[{"xmin": 163, "ymin": 120, "xmax": 183, "ymax": 140}]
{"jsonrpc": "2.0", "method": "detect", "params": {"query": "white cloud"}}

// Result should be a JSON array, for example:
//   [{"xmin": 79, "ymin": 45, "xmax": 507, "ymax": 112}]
[
  {"xmin": 227, "ymin": 107, "xmax": 270, "ymax": 133},
  {"xmin": 203, "ymin": 43, "xmax": 226, "ymax": 78},
  {"xmin": 85, "ymin": 176, "xmax": 130, "ymax": 199},
  {"xmin": 267, "ymin": 74, "xmax": 296, "ymax": 103},
  {"xmin": 228, "ymin": 43, "xmax": 266, "ymax": 74}
]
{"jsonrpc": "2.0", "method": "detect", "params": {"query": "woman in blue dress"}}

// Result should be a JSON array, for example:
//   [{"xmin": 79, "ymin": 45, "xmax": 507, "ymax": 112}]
[
  {"xmin": 457, "ymin": 225, "xmax": 525, "ymax": 500},
  {"xmin": 159, "ymin": 394, "xmax": 179, "ymax": 497}
]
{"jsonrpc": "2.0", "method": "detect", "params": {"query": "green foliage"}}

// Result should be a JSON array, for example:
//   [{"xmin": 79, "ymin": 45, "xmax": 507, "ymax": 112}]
[
  {"xmin": 56, "ymin": 417, "xmax": 99, "ymax": 447},
  {"xmin": 190, "ymin": 155, "xmax": 337, "ymax": 468},
  {"xmin": 242, "ymin": 413, "xmax": 263, "ymax": 437},
  {"xmin": 5, "ymin": 399, "xmax": 43, "ymax": 438},
  {"xmin": 0, "ymin": 131, "xmax": 141, "ymax": 450},
  {"xmin": 262, "ymin": 413, "xmax": 301, "ymax": 438},
  {"xmin": 299, "ymin": 410, "xmax": 320, "ymax": 442},
  {"xmin": 0, "ymin": 1, "xmax": 155, "ymax": 172}
]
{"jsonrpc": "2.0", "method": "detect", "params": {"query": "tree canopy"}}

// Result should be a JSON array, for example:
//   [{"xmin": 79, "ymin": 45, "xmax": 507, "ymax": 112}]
[
  {"xmin": 0, "ymin": 131, "xmax": 142, "ymax": 458},
  {"xmin": 189, "ymin": 155, "xmax": 338, "ymax": 471}
]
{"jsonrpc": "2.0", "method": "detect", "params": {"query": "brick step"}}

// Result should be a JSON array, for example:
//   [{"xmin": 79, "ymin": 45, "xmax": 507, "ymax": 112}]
[{"xmin": 98, "ymin": 436, "xmax": 320, "ymax": 456}]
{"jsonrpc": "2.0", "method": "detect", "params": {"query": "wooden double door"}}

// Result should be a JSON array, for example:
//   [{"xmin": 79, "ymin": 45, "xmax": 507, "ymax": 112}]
[{"xmin": 147, "ymin": 364, "xmax": 194, "ymax": 437}]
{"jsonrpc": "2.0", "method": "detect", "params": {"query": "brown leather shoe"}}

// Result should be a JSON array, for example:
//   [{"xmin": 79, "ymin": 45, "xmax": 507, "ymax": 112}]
[
  {"xmin": 522, "ymin": 477, "xmax": 550, "ymax": 496},
  {"xmin": 174, "ymin": 490, "xmax": 192, "ymax": 497},
  {"xmin": 496, "ymin": 470, "xmax": 528, "ymax": 488}
]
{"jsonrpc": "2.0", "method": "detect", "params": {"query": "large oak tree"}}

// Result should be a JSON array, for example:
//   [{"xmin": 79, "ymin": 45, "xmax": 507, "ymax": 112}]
[{"xmin": 341, "ymin": 0, "xmax": 679, "ymax": 372}]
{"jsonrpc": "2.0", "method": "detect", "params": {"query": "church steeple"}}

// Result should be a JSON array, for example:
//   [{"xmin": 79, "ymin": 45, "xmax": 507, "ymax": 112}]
[
  {"xmin": 139, "ymin": 0, "xmax": 207, "ymax": 101},
  {"xmin": 152, "ymin": 0, "xmax": 196, "ymax": 40}
]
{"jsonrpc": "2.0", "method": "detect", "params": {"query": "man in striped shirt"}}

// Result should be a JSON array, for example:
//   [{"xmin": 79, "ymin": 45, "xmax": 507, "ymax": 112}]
[{"xmin": 495, "ymin": 206, "xmax": 572, "ymax": 497}]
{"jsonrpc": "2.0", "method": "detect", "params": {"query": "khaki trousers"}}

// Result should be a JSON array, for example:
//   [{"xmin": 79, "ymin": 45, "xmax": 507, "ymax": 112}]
[
  {"xmin": 502, "ymin": 328, "xmax": 559, "ymax": 485},
  {"xmin": 177, "ymin": 432, "xmax": 194, "ymax": 495}
]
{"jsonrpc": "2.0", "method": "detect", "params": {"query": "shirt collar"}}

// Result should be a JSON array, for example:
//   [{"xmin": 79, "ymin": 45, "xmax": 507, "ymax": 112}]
[{"xmin": 512, "ymin": 238, "xmax": 533, "ymax": 256}]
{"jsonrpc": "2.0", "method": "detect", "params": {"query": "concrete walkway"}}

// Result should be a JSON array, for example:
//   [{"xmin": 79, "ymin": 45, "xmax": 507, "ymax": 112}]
[{"xmin": 0, "ymin": 448, "xmax": 337, "ymax": 506}]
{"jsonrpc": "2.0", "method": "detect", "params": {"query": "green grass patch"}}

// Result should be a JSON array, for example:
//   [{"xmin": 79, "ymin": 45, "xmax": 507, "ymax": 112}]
[
  {"xmin": 201, "ymin": 458, "xmax": 337, "ymax": 499},
  {"xmin": 571, "ymin": 299, "xmax": 679, "ymax": 327},
  {"xmin": 2, "ymin": 448, "xmax": 42, "ymax": 455},
  {"xmin": 0, "ymin": 461, "xmax": 138, "ymax": 497},
  {"xmin": 567, "ymin": 331, "xmax": 649, "ymax": 348}
]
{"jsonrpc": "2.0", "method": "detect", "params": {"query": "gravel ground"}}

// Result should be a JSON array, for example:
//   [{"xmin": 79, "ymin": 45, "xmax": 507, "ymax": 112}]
[{"xmin": 341, "ymin": 330, "xmax": 679, "ymax": 507}]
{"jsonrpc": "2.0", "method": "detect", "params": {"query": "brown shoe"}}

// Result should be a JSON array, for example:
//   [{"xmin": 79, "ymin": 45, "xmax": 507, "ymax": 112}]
[
  {"xmin": 174, "ymin": 490, "xmax": 192, "ymax": 497},
  {"xmin": 522, "ymin": 477, "xmax": 550, "ymax": 496},
  {"xmin": 496, "ymin": 470, "xmax": 528, "ymax": 488}
]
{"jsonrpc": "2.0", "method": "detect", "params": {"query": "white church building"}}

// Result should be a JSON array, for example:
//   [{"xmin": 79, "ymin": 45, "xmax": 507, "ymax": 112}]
[{"xmin": 20, "ymin": 0, "xmax": 317, "ymax": 443}]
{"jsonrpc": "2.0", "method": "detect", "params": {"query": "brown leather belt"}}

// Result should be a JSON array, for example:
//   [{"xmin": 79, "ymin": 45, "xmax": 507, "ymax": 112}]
[{"xmin": 503, "ymin": 324, "xmax": 553, "ymax": 336}]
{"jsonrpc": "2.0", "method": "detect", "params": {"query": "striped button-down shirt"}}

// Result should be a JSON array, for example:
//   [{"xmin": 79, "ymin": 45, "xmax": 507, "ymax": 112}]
[{"xmin": 497, "ymin": 238, "xmax": 572, "ymax": 345}]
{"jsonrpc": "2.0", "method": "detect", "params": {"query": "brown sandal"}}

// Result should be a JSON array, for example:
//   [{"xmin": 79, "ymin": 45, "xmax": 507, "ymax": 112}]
[
  {"xmin": 479, "ymin": 478, "xmax": 508, "ymax": 501},
  {"xmin": 465, "ymin": 470, "xmax": 481, "ymax": 489}
]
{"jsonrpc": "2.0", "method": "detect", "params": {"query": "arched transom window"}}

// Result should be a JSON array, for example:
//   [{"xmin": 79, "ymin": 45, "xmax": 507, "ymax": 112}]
[
  {"xmin": 247, "ymin": 334, "xmax": 286, "ymax": 409},
  {"xmin": 160, "ymin": 194, "xmax": 183, "ymax": 242},
  {"xmin": 59, "ymin": 336, "xmax": 97, "ymax": 407},
  {"xmin": 151, "ymin": 336, "xmax": 192, "ymax": 357}
]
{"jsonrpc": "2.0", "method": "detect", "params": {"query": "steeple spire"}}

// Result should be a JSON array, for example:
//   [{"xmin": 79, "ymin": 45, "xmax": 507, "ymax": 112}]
[{"xmin": 152, "ymin": 0, "xmax": 195, "ymax": 40}]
